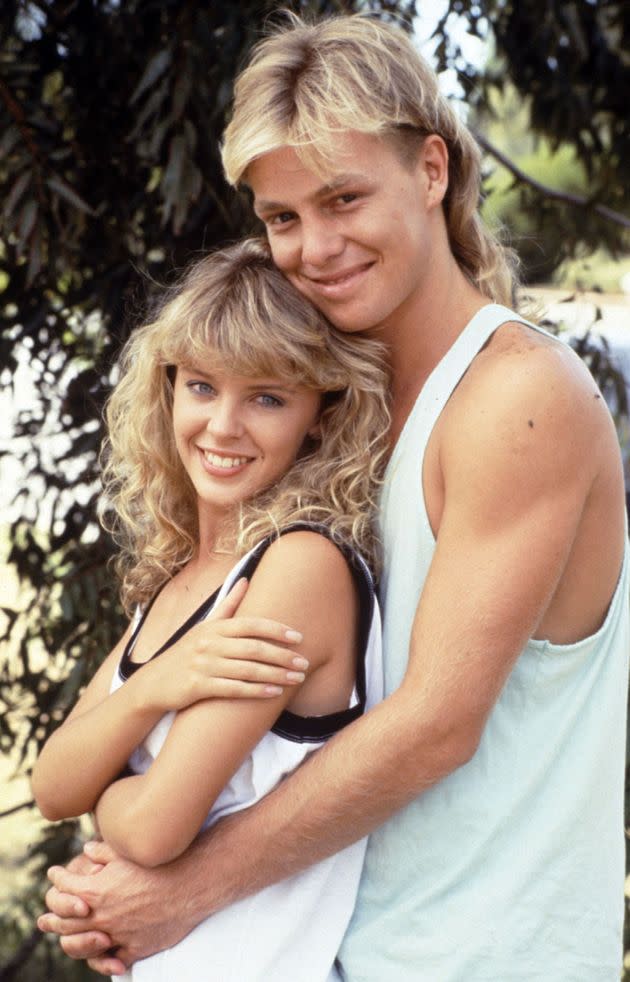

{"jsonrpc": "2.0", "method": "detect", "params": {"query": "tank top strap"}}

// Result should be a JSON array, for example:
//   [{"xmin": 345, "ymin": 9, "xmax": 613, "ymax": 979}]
[{"xmin": 385, "ymin": 303, "xmax": 540, "ymax": 481}]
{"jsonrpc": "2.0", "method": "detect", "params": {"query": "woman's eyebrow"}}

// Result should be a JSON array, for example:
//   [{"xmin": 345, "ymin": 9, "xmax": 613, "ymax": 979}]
[{"xmin": 243, "ymin": 380, "xmax": 298, "ymax": 393}]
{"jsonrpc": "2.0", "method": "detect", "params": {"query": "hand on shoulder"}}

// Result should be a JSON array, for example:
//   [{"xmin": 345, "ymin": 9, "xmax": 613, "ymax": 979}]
[{"xmin": 240, "ymin": 530, "xmax": 360, "ymax": 716}]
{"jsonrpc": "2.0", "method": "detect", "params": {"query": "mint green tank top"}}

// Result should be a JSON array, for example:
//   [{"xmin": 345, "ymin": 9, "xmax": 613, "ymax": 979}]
[{"xmin": 339, "ymin": 304, "xmax": 629, "ymax": 981}]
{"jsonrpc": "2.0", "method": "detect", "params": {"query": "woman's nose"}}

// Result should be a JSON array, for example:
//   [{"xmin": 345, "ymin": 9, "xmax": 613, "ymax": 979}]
[{"xmin": 205, "ymin": 398, "xmax": 243, "ymax": 439}]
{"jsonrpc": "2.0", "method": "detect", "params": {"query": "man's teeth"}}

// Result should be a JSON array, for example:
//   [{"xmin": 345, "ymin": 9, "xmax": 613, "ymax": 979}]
[{"xmin": 203, "ymin": 452, "xmax": 250, "ymax": 469}]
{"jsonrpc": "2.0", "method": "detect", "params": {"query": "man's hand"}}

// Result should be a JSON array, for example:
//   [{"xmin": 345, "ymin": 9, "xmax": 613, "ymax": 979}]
[
  {"xmin": 37, "ymin": 844, "xmax": 122, "ymax": 975},
  {"xmin": 37, "ymin": 840, "xmax": 197, "ymax": 976}
]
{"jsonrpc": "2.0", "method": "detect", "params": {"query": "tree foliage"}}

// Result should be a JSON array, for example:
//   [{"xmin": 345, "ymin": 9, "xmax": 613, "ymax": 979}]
[
  {"xmin": 0, "ymin": 0, "xmax": 628, "ymax": 977},
  {"xmin": 0, "ymin": 0, "xmax": 417, "ymax": 974},
  {"xmin": 433, "ymin": 0, "xmax": 630, "ymax": 278}
]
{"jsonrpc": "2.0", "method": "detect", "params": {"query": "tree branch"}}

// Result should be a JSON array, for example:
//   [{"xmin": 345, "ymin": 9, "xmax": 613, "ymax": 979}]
[
  {"xmin": 472, "ymin": 129, "xmax": 630, "ymax": 231},
  {"xmin": 0, "ymin": 925, "xmax": 42, "ymax": 980},
  {"xmin": 0, "ymin": 75, "xmax": 41, "ymax": 162},
  {"xmin": 0, "ymin": 799, "xmax": 34, "ymax": 819}
]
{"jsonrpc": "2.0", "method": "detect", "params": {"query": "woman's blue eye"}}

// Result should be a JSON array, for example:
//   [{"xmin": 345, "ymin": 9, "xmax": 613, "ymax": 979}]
[
  {"xmin": 257, "ymin": 394, "xmax": 284, "ymax": 408},
  {"xmin": 187, "ymin": 381, "xmax": 214, "ymax": 396}
]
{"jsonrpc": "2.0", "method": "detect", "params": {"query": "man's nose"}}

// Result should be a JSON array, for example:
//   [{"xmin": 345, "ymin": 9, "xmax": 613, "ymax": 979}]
[{"xmin": 300, "ymin": 216, "xmax": 344, "ymax": 268}]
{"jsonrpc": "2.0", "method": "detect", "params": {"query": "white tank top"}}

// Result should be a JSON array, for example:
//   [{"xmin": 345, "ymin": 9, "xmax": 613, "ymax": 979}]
[
  {"xmin": 339, "ymin": 304, "xmax": 629, "ymax": 981},
  {"xmin": 110, "ymin": 526, "xmax": 383, "ymax": 982}
]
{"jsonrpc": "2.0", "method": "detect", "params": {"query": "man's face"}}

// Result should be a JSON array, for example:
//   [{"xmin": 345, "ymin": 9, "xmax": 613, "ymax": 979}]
[{"xmin": 248, "ymin": 131, "xmax": 438, "ymax": 338}]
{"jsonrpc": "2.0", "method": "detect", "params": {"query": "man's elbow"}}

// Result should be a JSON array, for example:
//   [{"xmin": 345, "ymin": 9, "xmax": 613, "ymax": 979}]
[
  {"xmin": 442, "ymin": 726, "xmax": 481, "ymax": 770},
  {"xmin": 404, "ymin": 704, "xmax": 483, "ymax": 787}
]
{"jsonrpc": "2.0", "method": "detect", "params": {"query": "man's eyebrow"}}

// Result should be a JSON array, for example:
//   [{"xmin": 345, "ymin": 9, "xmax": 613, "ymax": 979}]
[
  {"xmin": 254, "ymin": 173, "xmax": 368, "ymax": 214},
  {"xmin": 320, "ymin": 173, "xmax": 366, "ymax": 193}
]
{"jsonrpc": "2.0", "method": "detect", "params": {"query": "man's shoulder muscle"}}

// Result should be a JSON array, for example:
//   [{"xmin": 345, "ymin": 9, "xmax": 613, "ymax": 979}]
[{"xmin": 443, "ymin": 319, "xmax": 614, "ymax": 472}]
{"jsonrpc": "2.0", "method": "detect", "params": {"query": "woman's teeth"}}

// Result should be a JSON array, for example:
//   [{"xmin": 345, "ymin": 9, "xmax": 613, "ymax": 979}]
[{"xmin": 203, "ymin": 451, "xmax": 250, "ymax": 469}]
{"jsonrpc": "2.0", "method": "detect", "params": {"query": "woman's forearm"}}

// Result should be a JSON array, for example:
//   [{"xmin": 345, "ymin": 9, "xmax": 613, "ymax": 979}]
[
  {"xmin": 31, "ymin": 673, "xmax": 163, "ymax": 821},
  {"xmin": 95, "ymin": 771, "xmax": 200, "ymax": 868}
]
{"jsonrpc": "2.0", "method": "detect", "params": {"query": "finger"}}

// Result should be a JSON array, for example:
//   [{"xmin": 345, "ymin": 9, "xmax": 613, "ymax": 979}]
[
  {"xmin": 196, "ymin": 677, "xmax": 293, "ymax": 698},
  {"xmin": 206, "ymin": 577, "xmax": 248, "ymax": 620},
  {"xmin": 198, "ymin": 638, "xmax": 309, "ymax": 671},
  {"xmin": 44, "ymin": 884, "xmax": 90, "ymax": 918},
  {"xmin": 59, "ymin": 930, "xmax": 114, "ymax": 959},
  {"xmin": 88, "ymin": 955, "xmax": 129, "ymax": 976},
  {"xmin": 38, "ymin": 912, "xmax": 99, "ymax": 936},
  {"xmin": 198, "ymin": 654, "xmax": 308, "ymax": 686},
  {"xmin": 205, "ymin": 615, "xmax": 303, "ymax": 645},
  {"xmin": 226, "ymin": 638, "xmax": 310, "ymax": 669},
  {"xmin": 66, "ymin": 851, "xmax": 102, "ymax": 876},
  {"xmin": 47, "ymin": 864, "xmax": 96, "ymax": 898},
  {"xmin": 83, "ymin": 839, "xmax": 118, "ymax": 865}
]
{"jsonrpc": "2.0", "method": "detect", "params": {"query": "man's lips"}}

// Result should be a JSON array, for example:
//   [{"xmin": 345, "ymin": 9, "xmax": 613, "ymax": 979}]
[{"xmin": 301, "ymin": 262, "xmax": 374, "ymax": 297}]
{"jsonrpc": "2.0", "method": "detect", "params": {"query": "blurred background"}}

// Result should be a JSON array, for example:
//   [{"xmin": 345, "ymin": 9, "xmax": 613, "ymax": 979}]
[{"xmin": 1, "ymin": 1, "xmax": 629, "ymax": 978}]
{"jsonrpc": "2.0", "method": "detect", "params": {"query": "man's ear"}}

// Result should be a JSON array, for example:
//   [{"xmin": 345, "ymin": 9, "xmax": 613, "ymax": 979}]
[{"xmin": 420, "ymin": 134, "xmax": 449, "ymax": 208}]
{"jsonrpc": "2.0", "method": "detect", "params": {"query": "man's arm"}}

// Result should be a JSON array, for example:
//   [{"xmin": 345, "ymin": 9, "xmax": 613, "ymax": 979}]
[{"xmin": 41, "ymin": 333, "xmax": 625, "ymax": 974}]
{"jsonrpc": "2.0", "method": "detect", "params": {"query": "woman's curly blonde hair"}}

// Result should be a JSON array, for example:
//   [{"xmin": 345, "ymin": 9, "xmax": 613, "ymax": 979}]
[{"xmin": 101, "ymin": 238, "xmax": 390, "ymax": 613}]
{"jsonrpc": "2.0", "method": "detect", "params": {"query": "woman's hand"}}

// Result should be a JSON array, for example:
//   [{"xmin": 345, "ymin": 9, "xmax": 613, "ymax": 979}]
[{"xmin": 138, "ymin": 578, "xmax": 309, "ymax": 713}]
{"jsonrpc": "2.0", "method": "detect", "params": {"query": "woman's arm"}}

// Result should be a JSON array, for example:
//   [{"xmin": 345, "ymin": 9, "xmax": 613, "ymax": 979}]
[
  {"xmin": 94, "ymin": 531, "xmax": 359, "ymax": 868},
  {"xmin": 31, "ymin": 581, "xmax": 304, "ymax": 821},
  {"xmin": 30, "ymin": 627, "xmax": 155, "ymax": 822}
]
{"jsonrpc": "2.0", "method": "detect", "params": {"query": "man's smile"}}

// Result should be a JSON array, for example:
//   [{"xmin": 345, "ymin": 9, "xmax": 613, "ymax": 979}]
[{"xmin": 299, "ymin": 262, "xmax": 375, "ymax": 298}]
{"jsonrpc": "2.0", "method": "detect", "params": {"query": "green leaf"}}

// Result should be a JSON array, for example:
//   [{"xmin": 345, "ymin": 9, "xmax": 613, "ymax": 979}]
[
  {"xmin": 131, "ymin": 48, "xmax": 172, "ymax": 105},
  {"xmin": 3, "ymin": 171, "xmax": 32, "ymax": 220},
  {"xmin": 17, "ymin": 198, "xmax": 38, "ymax": 252},
  {"xmin": 46, "ymin": 176, "xmax": 95, "ymax": 216},
  {"xmin": 0, "ymin": 125, "xmax": 21, "ymax": 160}
]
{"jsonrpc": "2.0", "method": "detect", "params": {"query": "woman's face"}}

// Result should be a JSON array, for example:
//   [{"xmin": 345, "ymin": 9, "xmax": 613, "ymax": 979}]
[{"xmin": 172, "ymin": 364, "xmax": 322, "ymax": 520}]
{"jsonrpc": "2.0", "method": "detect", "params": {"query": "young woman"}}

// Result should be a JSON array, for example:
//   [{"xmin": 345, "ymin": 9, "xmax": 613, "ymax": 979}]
[{"xmin": 32, "ymin": 238, "xmax": 389, "ymax": 981}]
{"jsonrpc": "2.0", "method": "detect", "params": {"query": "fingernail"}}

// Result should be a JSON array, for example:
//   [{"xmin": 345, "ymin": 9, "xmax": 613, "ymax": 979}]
[
  {"xmin": 292, "ymin": 656, "xmax": 309, "ymax": 669},
  {"xmin": 286, "ymin": 671, "xmax": 305, "ymax": 683},
  {"xmin": 264, "ymin": 685, "xmax": 283, "ymax": 696},
  {"xmin": 285, "ymin": 630, "xmax": 303, "ymax": 642}
]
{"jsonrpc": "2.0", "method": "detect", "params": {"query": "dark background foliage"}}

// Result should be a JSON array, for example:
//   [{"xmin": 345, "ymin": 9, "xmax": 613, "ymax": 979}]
[{"xmin": 0, "ymin": 1, "xmax": 628, "ymax": 978}]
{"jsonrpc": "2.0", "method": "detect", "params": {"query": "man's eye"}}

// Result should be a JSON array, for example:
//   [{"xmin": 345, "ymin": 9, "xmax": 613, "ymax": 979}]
[{"xmin": 269, "ymin": 212, "xmax": 294, "ymax": 226}]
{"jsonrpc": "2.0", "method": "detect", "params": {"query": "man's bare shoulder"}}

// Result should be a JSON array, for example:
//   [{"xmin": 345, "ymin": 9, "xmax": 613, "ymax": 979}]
[
  {"xmin": 454, "ymin": 319, "xmax": 611, "ymax": 440},
  {"xmin": 484, "ymin": 321, "xmax": 596, "ymax": 390},
  {"xmin": 438, "ymin": 318, "xmax": 620, "ymax": 498}
]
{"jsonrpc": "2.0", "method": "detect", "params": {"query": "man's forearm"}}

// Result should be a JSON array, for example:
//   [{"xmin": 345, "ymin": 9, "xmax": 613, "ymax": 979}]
[
  {"xmin": 40, "ymin": 683, "xmax": 467, "ymax": 973},
  {"xmin": 186, "ymin": 686, "xmax": 462, "ymax": 916}
]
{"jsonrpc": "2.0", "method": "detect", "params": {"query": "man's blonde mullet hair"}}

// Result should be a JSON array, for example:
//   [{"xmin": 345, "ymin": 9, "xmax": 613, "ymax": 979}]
[
  {"xmin": 100, "ymin": 238, "xmax": 389, "ymax": 613},
  {"xmin": 222, "ymin": 12, "xmax": 517, "ymax": 306}
]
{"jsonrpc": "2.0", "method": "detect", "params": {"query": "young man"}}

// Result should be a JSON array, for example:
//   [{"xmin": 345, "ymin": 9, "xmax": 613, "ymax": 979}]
[{"xmin": 39, "ymin": 15, "xmax": 628, "ymax": 981}]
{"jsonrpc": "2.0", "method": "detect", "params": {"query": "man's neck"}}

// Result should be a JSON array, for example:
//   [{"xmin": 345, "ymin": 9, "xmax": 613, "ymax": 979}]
[{"xmin": 385, "ymin": 264, "xmax": 489, "ymax": 444}]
